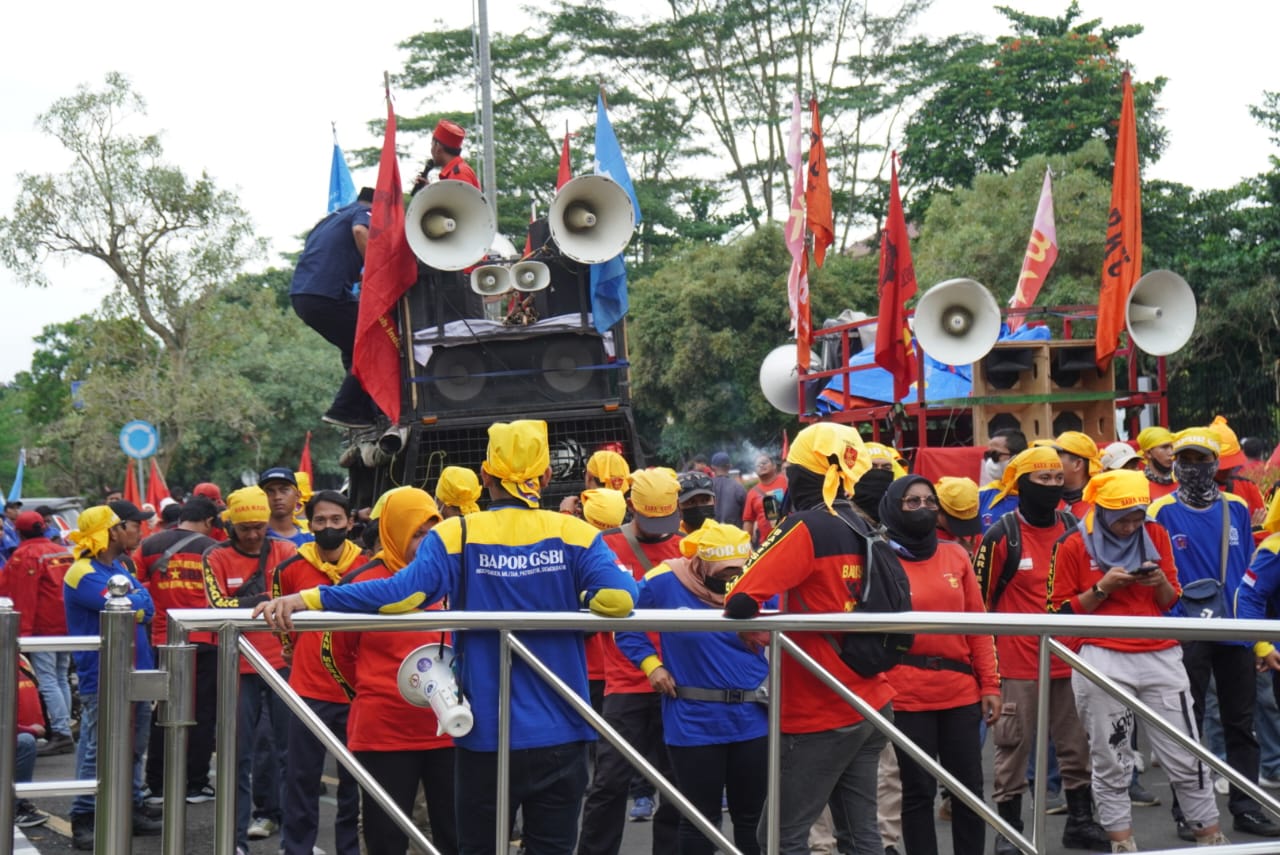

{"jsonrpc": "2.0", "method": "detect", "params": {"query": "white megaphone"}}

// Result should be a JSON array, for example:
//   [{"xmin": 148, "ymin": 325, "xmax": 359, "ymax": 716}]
[
  {"xmin": 510, "ymin": 260, "xmax": 551, "ymax": 292},
  {"xmin": 913, "ymin": 278, "xmax": 1001, "ymax": 366},
  {"xmin": 548, "ymin": 175, "xmax": 636, "ymax": 264},
  {"xmin": 1125, "ymin": 270, "xmax": 1197, "ymax": 356},
  {"xmin": 397, "ymin": 643, "xmax": 474, "ymax": 737},
  {"xmin": 759, "ymin": 344, "xmax": 820, "ymax": 414},
  {"xmin": 405, "ymin": 181, "xmax": 497, "ymax": 271},
  {"xmin": 470, "ymin": 264, "xmax": 512, "ymax": 296}
]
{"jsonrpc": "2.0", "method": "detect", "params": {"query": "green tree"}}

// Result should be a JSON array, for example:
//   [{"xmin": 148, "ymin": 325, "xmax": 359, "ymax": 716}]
[{"xmin": 899, "ymin": 2, "xmax": 1167, "ymax": 213}]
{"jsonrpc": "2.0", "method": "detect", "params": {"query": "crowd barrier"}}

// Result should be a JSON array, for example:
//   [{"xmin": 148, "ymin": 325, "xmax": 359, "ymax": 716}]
[{"xmin": 5, "ymin": 581, "xmax": 1280, "ymax": 854}]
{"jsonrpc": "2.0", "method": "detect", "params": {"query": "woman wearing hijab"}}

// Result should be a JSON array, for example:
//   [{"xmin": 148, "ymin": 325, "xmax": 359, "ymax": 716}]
[
  {"xmin": 1048, "ymin": 469, "xmax": 1228, "ymax": 851},
  {"xmin": 878, "ymin": 476, "xmax": 1000, "ymax": 855},
  {"xmin": 616, "ymin": 521, "xmax": 769, "ymax": 855},
  {"xmin": 327, "ymin": 488, "xmax": 457, "ymax": 855},
  {"xmin": 973, "ymin": 447, "xmax": 1110, "ymax": 854}
]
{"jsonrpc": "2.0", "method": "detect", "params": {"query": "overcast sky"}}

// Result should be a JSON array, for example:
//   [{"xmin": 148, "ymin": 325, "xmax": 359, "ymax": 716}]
[{"xmin": 1, "ymin": 0, "xmax": 1275, "ymax": 385}]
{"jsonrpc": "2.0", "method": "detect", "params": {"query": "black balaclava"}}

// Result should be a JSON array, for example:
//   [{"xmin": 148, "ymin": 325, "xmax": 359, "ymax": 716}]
[
  {"xmin": 852, "ymin": 468, "xmax": 894, "ymax": 523},
  {"xmin": 1016, "ymin": 474, "xmax": 1064, "ymax": 528},
  {"xmin": 878, "ymin": 475, "xmax": 938, "ymax": 560}
]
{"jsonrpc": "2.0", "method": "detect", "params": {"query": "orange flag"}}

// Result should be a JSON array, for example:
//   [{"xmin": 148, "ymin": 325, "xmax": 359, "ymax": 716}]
[
  {"xmin": 874, "ymin": 154, "xmax": 919, "ymax": 403},
  {"xmin": 353, "ymin": 81, "xmax": 418, "ymax": 424},
  {"xmin": 1095, "ymin": 71, "xmax": 1142, "ymax": 370},
  {"xmin": 805, "ymin": 98, "xmax": 834, "ymax": 268}
]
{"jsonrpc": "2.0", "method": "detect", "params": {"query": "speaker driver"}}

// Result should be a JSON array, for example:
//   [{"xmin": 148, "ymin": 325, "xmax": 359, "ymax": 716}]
[
  {"xmin": 430, "ymin": 348, "xmax": 487, "ymax": 403},
  {"xmin": 540, "ymin": 338, "xmax": 598, "ymax": 396}
]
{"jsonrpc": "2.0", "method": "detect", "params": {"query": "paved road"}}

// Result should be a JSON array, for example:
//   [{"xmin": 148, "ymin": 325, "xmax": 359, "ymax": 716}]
[{"xmin": 12, "ymin": 736, "xmax": 1279, "ymax": 854}]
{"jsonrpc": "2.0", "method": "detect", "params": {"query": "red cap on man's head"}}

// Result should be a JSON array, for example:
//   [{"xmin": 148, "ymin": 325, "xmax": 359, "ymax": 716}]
[
  {"xmin": 15, "ymin": 510, "xmax": 46, "ymax": 537},
  {"xmin": 193, "ymin": 482, "xmax": 225, "ymax": 507},
  {"xmin": 433, "ymin": 119, "xmax": 465, "ymax": 150}
]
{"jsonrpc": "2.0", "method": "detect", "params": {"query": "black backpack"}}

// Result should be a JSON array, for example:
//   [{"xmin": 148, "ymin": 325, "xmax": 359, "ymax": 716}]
[
  {"xmin": 828, "ymin": 504, "xmax": 914, "ymax": 678},
  {"xmin": 985, "ymin": 508, "xmax": 1078, "ymax": 611}
]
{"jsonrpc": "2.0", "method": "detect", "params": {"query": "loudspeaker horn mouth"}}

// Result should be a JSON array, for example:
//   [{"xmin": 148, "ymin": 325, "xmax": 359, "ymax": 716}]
[{"xmin": 942, "ymin": 306, "xmax": 974, "ymax": 337}]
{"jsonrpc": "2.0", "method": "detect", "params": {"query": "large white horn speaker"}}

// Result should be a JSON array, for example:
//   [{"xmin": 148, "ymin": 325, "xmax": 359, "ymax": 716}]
[
  {"xmin": 759, "ymin": 344, "xmax": 819, "ymax": 415},
  {"xmin": 470, "ymin": 264, "xmax": 512, "ymax": 296},
  {"xmin": 914, "ymin": 278, "xmax": 1001, "ymax": 366},
  {"xmin": 510, "ymin": 260, "xmax": 551, "ymax": 292},
  {"xmin": 405, "ymin": 181, "xmax": 497, "ymax": 271},
  {"xmin": 1125, "ymin": 270, "xmax": 1196, "ymax": 356},
  {"xmin": 548, "ymin": 175, "xmax": 636, "ymax": 264}
]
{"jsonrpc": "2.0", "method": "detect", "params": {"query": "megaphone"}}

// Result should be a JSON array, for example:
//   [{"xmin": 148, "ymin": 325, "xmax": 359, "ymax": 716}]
[
  {"xmin": 510, "ymin": 260, "xmax": 551, "ymax": 292},
  {"xmin": 548, "ymin": 175, "xmax": 636, "ymax": 264},
  {"xmin": 396, "ymin": 643, "xmax": 474, "ymax": 737},
  {"xmin": 405, "ymin": 181, "xmax": 497, "ymax": 271},
  {"xmin": 913, "ymin": 278, "xmax": 1001, "ymax": 366},
  {"xmin": 470, "ymin": 264, "xmax": 512, "ymax": 296},
  {"xmin": 1125, "ymin": 269, "xmax": 1196, "ymax": 356},
  {"xmin": 759, "ymin": 344, "xmax": 820, "ymax": 414}
]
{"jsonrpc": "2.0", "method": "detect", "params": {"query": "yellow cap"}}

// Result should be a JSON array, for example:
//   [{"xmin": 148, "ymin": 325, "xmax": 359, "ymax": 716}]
[
  {"xmin": 1053, "ymin": 431, "xmax": 1102, "ymax": 475},
  {"xmin": 225, "ymin": 487, "xmax": 271, "ymax": 525},
  {"xmin": 481, "ymin": 420, "xmax": 550, "ymax": 508},
  {"xmin": 1173, "ymin": 427, "xmax": 1221, "ymax": 458},
  {"xmin": 935, "ymin": 476, "xmax": 979, "ymax": 519},
  {"xmin": 628, "ymin": 468, "xmax": 681, "ymax": 535},
  {"xmin": 436, "ymin": 466, "xmax": 482, "ymax": 515},
  {"xmin": 1136, "ymin": 426, "xmax": 1175, "ymax": 454},
  {"xmin": 679, "ymin": 520, "xmax": 752, "ymax": 564},
  {"xmin": 586, "ymin": 451, "xmax": 631, "ymax": 494},
  {"xmin": 1209, "ymin": 416, "xmax": 1247, "ymax": 469},
  {"xmin": 993, "ymin": 446, "xmax": 1063, "ymax": 503},
  {"xmin": 68, "ymin": 505, "xmax": 122, "ymax": 559},
  {"xmin": 581, "ymin": 488, "xmax": 627, "ymax": 530},
  {"xmin": 786, "ymin": 423, "xmax": 869, "ymax": 512}
]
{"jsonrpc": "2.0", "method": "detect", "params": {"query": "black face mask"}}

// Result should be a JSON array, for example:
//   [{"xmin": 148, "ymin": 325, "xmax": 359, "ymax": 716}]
[
  {"xmin": 704, "ymin": 576, "xmax": 732, "ymax": 594},
  {"xmin": 897, "ymin": 508, "xmax": 938, "ymax": 538},
  {"xmin": 1017, "ymin": 479, "xmax": 1064, "ymax": 527},
  {"xmin": 313, "ymin": 527, "xmax": 350, "ymax": 551},
  {"xmin": 681, "ymin": 506, "xmax": 716, "ymax": 531}
]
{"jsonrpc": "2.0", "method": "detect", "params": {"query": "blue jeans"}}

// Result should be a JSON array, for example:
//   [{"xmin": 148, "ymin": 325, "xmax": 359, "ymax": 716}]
[
  {"xmin": 455, "ymin": 741, "xmax": 589, "ymax": 855},
  {"xmin": 30, "ymin": 650, "xmax": 73, "ymax": 736},
  {"xmin": 236, "ymin": 670, "xmax": 290, "ymax": 851},
  {"xmin": 762, "ymin": 707, "xmax": 890, "ymax": 855},
  {"xmin": 16, "ymin": 732, "xmax": 36, "ymax": 783},
  {"xmin": 70, "ymin": 695, "xmax": 151, "ymax": 817}
]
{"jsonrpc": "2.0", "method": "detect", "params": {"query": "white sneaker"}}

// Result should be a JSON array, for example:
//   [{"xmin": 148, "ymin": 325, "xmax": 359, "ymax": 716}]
[
  {"xmin": 247, "ymin": 817, "xmax": 279, "ymax": 839},
  {"xmin": 1197, "ymin": 831, "xmax": 1230, "ymax": 846},
  {"xmin": 1260, "ymin": 775, "xmax": 1280, "ymax": 789},
  {"xmin": 1111, "ymin": 837, "xmax": 1138, "ymax": 853},
  {"xmin": 1214, "ymin": 775, "xmax": 1229, "ymax": 795}
]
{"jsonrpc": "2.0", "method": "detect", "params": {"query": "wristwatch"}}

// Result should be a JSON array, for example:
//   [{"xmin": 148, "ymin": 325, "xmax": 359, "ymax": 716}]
[{"xmin": 1090, "ymin": 582, "xmax": 1108, "ymax": 601}]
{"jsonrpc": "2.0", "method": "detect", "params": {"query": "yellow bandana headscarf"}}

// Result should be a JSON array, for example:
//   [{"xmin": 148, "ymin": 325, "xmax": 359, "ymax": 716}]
[
  {"xmin": 68, "ymin": 505, "xmax": 121, "ymax": 559},
  {"xmin": 1264, "ymin": 490, "xmax": 1280, "ymax": 536},
  {"xmin": 377, "ymin": 487, "xmax": 441, "ymax": 572},
  {"xmin": 436, "ymin": 466, "xmax": 482, "ymax": 515},
  {"xmin": 1053, "ymin": 431, "xmax": 1102, "ymax": 476},
  {"xmin": 786, "ymin": 423, "xmax": 869, "ymax": 512},
  {"xmin": 679, "ymin": 520, "xmax": 752, "ymax": 563},
  {"xmin": 581, "ymin": 488, "xmax": 627, "ymax": 530},
  {"xmin": 992, "ymin": 446, "xmax": 1063, "ymax": 503},
  {"xmin": 1136, "ymin": 426, "xmax": 1175, "ymax": 454},
  {"xmin": 481, "ymin": 420, "xmax": 550, "ymax": 508},
  {"xmin": 587, "ymin": 451, "xmax": 631, "ymax": 493},
  {"xmin": 865, "ymin": 442, "xmax": 908, "ymax": 479},
  {"xmin": 224, "ymin": 487, "xmax": 271, "ymax": 525},
  {"xmin": 1082, "ymin": 469, "xmax": 1151, "ymax": 533}
]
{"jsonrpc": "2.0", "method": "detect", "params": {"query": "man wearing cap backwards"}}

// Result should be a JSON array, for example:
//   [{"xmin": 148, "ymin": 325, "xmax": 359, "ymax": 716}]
[
  {"xmin": 580, "ymin": 468, "xmax": 685, "ymax": 854},
  {"xmin": 412, "ymin": 119, "xmax": 481, "ymax": 192},
  {"xmin": 973, "ymin": 448, "xmax": 1110, "ymax": 854},
  {"xmin": 63, "ymin": 502, "xmax": 160, "ymax": 849},
  {"xmin": 290, "ymin": 186, "xmax": 380, "ymax": 430},
  {"xmin": 723, "ymin": 422, "xmax": 895, "ymax": 854},
  {"xmin": 677, "ymin": 470, "xmax": 717, "ymax": 534},
  {"xmin": 1048, "ymin": 469, "xmax": 1232, "ymax": 850},
  {"xmin": 259, "ymin": 467, "xmax": 313, "ymax": 547},
  {"xmin": 5, "ymin": 510, "xmax": 75, "ymax": 756},
  {"xmin": 977, "ymin": 428, "xmax": 1029, "ymax": 532},
  {"xmin": 1136, "ymin": 426, "xmax": 1178, "ymax": 501},
  {"xmin": 743, "ymin": 453, "xmax": 788, "ymax": 548},
  {"xmin": 1149, "ymin": 428, "xmax": 1280, "ymax": 839},
  {"xmin": 256, "ymin": 420, "xmax": 638, "ymax": 855},
  {"xmin": 202, "ymin": 487, "xmax": 299, "ymax": 854}
]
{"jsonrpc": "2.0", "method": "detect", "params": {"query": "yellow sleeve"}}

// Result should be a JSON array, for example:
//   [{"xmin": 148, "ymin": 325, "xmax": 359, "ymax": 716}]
[
  {"xmin": 300, "ymin": 588, "xmax": 324, "ymax": 610},
  {"xmin": 640, "ymin": 655, "xmax": 663, "ymax": 676}
]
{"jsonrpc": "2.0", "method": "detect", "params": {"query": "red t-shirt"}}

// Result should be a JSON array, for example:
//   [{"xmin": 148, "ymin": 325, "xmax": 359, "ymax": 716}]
[
  {"xmin": 1048, "ymin": 523, "xmax": 1181, "ymax": 653},
  {"xmin": 743, "ymin": 474, "xmax": 789, "ymax": 543},
  {"xmin": 438, "ymin": 157, "xmax": 481, "ymax": 189},
  {"xmin": 975, "ymin": 515, "xmax": 1071, "ymax": 680},
  {"xmin": 599, "ymin": 528, "xmax": 683, "ymax": 694},
  {"xmin": 136, "ymin": 529, "xmax": 219, "ymax": 645},
  {"xmin": 886, "ymin": 542, "xmax": 999, "ymax": 710},
  {"xmin": 274, "ymin": 554, "xmax": 356, "ymax": 704},
  {"xmin": 329, "ymin": 561, "xmax": 454, "ymax": 752},
  {"xmin": 202, "ymin": 540, "xmax": 295, "ymax": 674}
]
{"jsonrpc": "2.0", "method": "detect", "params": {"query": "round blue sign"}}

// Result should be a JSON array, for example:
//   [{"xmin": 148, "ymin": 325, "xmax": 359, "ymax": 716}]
[{"xmin": 119, "ymin": 420, "xmax": 159, "ymax": 459}]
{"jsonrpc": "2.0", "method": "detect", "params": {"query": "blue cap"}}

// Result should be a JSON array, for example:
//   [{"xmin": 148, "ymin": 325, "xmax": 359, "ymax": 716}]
[{"xmin": 257, "ymin": 467, "xmax": 298, "ymax": 487}]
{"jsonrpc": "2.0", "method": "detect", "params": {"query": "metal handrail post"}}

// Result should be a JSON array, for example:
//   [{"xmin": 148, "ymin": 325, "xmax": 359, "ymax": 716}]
[
  {"xmin": 495, "ymin": 630, "xmax": 512, "ymax": 854},
  {"xmin": 764, "ymin": 629, "xmax": 782, "ymax": 854},
  {"xmin": 1031, "ymin": 636, "xmax": 1051, "ymax": 854},
  {"xmin": 214, "ymin": 626, "xmax": 240, "ymax": 855},
  {"xmin": 97, "ymin": 575, "xmax": 139, "ymax": 855},
  {"xmin": 0, "ymin": 599, "xmax": 19, "ymax": 855},
  {"xmin": 159, "ymin": 624, "xmax": 196, "ymax": 855}
]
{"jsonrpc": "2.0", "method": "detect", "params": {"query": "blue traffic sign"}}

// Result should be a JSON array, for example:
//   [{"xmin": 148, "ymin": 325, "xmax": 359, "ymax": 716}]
[{"xmin": 119, "ymin": 420, "xmax": 159, "ymax": 459}]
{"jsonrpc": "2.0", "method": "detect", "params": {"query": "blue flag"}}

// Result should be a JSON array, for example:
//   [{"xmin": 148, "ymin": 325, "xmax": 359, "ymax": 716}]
[
  {"xmin": 590, "ymin": 95, "xmax": 640, "ymax": 333},
  {"xmin": 8, "ymin": 448, "xmax": 24, "ymax": 503},
  {"xmin": 328, "ymin": 130, "xmax": 357, "ymax": 213}
]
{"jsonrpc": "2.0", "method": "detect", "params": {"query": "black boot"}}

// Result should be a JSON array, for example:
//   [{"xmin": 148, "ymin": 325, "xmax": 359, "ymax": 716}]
[
  {"xmin": 71, "ymin": 813, "xmax": 94, "ymax": 851},
  {"xmin": 1062, "ymin": 785, "xmax": 1112, "ymax": 850},
  {"xmin": 995, "ymin": 796, "xmax": 1024, "ymax": 855}
]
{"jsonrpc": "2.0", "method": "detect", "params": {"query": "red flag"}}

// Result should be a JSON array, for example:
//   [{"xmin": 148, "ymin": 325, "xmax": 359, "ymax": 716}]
[
  {"xmin": 298, "ymin": 431, "xmax": 314, "ymax": 480},
  {"xmin": 353, "ymin": 83, "xmax": 419, "ymax": 424},
  {"xmin": 1095, "ymin": 71, "xmax": 1143, "ymax": 370},
  {"xmin": 805, "ymin": 98, "xmax": 834, "ymax": 268},
  {"xmin": 874, "ymin": 154, "xmax": 919, "ymax": 403},
  {"xmin": 1007, "ymin": 168, "xmax": 1058, "ymax": 332},
  {"xmin": 146, "ymin": 459, "xmax": 170, "ymax": 508},
  {"xmin": 557, "ymin": 129, "xmax": 572, "ymax": 191},
  {"xmin": 123, "ymin": 460, "xmax": 141, "ymax": 506}
]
